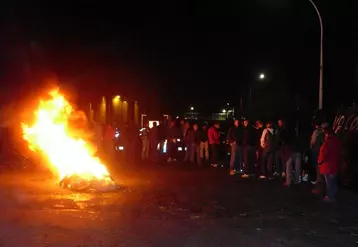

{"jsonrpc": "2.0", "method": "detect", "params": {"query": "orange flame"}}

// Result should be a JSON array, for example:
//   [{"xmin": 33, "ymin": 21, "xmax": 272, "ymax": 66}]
[{"xmin": 22, "ymin": 89, "xmax": 110, "ymax": 181}]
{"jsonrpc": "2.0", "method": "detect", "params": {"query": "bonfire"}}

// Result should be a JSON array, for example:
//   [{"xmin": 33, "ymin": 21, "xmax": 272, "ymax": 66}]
[{"xmin": 21, "ymin": 89, "xmax": 118, "ymax": 192}]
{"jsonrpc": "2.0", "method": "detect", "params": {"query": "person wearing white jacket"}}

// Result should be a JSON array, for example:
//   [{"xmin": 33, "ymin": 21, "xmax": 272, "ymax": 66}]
[{"xmin": 259, "ymin": 122, "xmax": 279, "ymax": 179}]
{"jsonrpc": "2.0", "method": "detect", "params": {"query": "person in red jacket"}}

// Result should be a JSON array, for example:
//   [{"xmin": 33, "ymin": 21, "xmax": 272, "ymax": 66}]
[
  {"xmin": 208, "ymin": 123, "xmax": 220, "ymax": 167},
  {"xmin": 318, "ymin": 125, "xmax": 342, "ymax": 202}
]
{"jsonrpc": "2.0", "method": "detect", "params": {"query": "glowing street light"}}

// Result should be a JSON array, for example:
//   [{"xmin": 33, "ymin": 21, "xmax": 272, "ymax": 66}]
[
  {"xmin": 259, "ymin": 73, "xmax": 265, "ymax": 79},
  {"xmin": 222, "ymin": 109, "xmax": 226, "ymax": 113},
  {"xmin": 190, "ymin": 106, "xmax": 194, "ymax": 111}
]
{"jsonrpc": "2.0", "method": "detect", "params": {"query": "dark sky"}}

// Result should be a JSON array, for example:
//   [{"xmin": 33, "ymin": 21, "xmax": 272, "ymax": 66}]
[{"xmin": 0, "ymin": 0, "xmax": 357, "ymax": 117}]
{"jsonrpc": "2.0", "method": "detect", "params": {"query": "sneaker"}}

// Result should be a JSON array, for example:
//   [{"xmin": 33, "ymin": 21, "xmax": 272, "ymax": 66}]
[
  {"xmin": 229, "ymin": 170, "xmax": 236, "ymax": 176},
  {"xmin": 273, "ymin": 172, "xmax": 279, "ymax": 176},
  {"xmin": 241, "ymin": 174, "xmax": 249, "ymax": 178},
  {"xmin": 312, "ymin": 188, "xmax": 321, "ymax": 194},
  {"xmin": 302, "ymin": 174, "xmax": 309, "ymax": 182},
  {"xmin": 311, "ymin": 180, "xmax": 317, "ymax": 185},
  {"xmin": 259, "ymin": 175, "xmax": 266, "ymax": 179},
  {"xmin": 211, "ymin": 164, "xmax": 218, "ymax": 168},
  {"xmin": 281, "ymin": 172, "xmax": 286, "ymax": 177},
  {"xmin": 323, "ymin": 196, "xmax": 335, "ymax": 203}
]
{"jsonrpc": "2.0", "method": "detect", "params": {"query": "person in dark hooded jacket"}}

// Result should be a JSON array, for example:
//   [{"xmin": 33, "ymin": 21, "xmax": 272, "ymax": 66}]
[
  {"xmin": 282, "ymin": 132, "xmax": 304, "ymax": 186},
  {"xmin": 241, "ymin": 119, "xmax": 256, "ymax": 178}
]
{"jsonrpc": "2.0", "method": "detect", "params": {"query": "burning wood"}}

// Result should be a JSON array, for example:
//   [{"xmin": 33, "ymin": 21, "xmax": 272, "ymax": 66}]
[{"xmin": 21, "ymin": 89, "xmax": 119, "ymax": 192}]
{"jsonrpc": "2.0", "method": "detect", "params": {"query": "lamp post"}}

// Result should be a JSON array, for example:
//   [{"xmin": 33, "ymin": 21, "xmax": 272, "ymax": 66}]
[
  {"xmin": 222, "ymin": 109, "xmax": 228, "ymax": 119},
  {"xmin": 308, "ymin": 0, "xmax": 323, "ymax": 110},
  {"xmin": 190, "ymin": 106, "xmax": 194, "ymax": 119}
]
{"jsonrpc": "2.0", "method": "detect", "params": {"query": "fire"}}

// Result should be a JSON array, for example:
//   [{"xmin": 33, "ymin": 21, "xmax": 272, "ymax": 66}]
[{"xmin": 22, "ymin": 89, "xmax": 111, "ymax": 182}]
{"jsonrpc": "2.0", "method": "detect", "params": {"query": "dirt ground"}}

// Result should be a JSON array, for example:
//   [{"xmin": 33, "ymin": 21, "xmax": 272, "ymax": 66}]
[{"xmin": 1, "ymin": 162, "xmax": 358, "ymax": 247}]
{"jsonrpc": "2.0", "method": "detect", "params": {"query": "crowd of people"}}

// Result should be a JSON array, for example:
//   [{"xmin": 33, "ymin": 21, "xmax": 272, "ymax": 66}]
[
  {"xmin": 95, "ymin": 117, "xmax": 342, "ymax": 203},
  {"xmin": 138, "ymin": 118, "xmax": 342, "ymax": 202}
]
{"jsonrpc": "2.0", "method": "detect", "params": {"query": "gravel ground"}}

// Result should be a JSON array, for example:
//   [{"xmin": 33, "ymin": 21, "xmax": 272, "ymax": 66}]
[{"xmin": 1, "ymin": 162, "xmax": 358, "ymax": 247}]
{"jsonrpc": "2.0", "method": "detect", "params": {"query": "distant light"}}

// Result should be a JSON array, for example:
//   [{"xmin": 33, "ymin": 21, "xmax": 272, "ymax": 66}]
[
  {"xmin": 222, "ymin": 109, "xmax": 226, "ymax": 113},
  {"xmin": 176, "ymin": 116, "xmax": 179, "ymax": 119},
  {"xmin": 259, "ymin": 73, "xmax": 265, "ymax": 79},
  {"xmin": 227, "ymin": 103, "xmax": 230, "ymax": 106},
  {"xmin": 118, "ymin": 146, "xmax": 124, "ymax": 150},
  {"xmin": 190, "ymin": 107, "xmax": 194, "ymax": 111}
]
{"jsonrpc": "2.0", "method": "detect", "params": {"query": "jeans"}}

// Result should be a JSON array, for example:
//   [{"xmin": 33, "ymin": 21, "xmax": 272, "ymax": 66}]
[
  {"xmin": 311, "ymin": 150, "xmax": 324, "ymax": 183},
  {"xmin": 104, "ymin": 140, "xmax": 115, "ymax": 161},
  {"xmin": 194, "ymin": 144, "xmax": 202, "ymax": 164},
  {"xmin": 150, "ymin": 139, "xmax": 158, "ymax": 161},
  {"xmin": 141, "ymin": 139, "xmax": 149, "ymax": 160},
  {"xmin": 199, "ymin": 141, "xmax": 209, "ymax": 160},
  {"xmin": 167, "ymin": 140, "xmax": 177, "ymax": 159},
  {"xmin": 243, "ymin": 145, "xmax": 255, "ymax": 174},
  {"xmin": 261, "ymin": 149, "xmax": 279, "ymax": 176},
  {"xmin": 210, "ymin": 144, "xmax": 219, "ymax": 164},
  {"xmin": 286, "ymin": 152, "xmax": 302, "ymax": 184},
  {"xmin": 324, "ymin": 174, "xmax": 337, "ymax": 201},
  {"xmin": 184, "ymin": 143, "xmax": 196, "ymax": 162},
  {"xmin": 230, "ymin": 144, "xmax": 242, "ymax": 171}
]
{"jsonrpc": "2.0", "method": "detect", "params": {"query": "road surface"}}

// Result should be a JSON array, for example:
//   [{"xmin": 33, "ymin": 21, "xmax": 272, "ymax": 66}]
[{"xmin": 1, "ymin": 162, "xmax": 358, "ymax": 247}]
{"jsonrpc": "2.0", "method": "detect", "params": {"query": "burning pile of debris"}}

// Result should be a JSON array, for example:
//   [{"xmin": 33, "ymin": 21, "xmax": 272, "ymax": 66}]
[
  {"xmin": 21, "ymin": 89, "xmax": 120, "ymax": 192},
  {"xmin": 59, "ymin": 174, "xmax": 119, "ymax": 192}
]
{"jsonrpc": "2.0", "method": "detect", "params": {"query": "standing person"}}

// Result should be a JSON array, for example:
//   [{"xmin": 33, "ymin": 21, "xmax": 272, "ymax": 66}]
[
  {"xmin": 180, "ymin": 120, "xmax": 188, "ymax": 139},
  {"xmin": 254, "ymin": 121, "xmax": 264, "ymax": 176},
  {"xmin": 199, "ymin": 125, "xmax": 209, "ymax": 162},
  {"xmin": 277, "ymin": 119, "xmax": 289, "ymax": 177},
  {"xmin": 158, "ymin": 120, "xmax": 167, "ymax": 155},
  {"xmin": 226, "ymin": 119, "xmax": 243, "ymax": 176},
  {"xmin": 208, "ymin": 122, "xmax": 220, "ymax": 168},
  {"xmin": 92, "ymin": 120, "xmax": 104, "ymax": 153},
  {"xmin": 283, "ymin": 133, "xmax": 303, "ymax": 186},
  {"xmin": 127, "ymin": 123, "xmax": 140, "ymax": 161},
  {"xmin": 103, "ymin": 124, "xmax": 115, "ymax": 161},
  {"xmin": 310, "ymin": 122, "xmax": 325, "ymax": 184},
  {"xmin": 317, "ymin": 124, "xmax": 342, "ymax": 202},
  {"xmin": 192, "ymin": 124, "xmax": 202, "ymax": 165},
  {"xmin": 241, "ymin": 119, "xmax": 256, "ymax": 178},
  {"xmin": 140, "ymin": 123, "xmax": 150, "ymax": 161},
  {"xmin": 149, "ymin": 122, "xmax": 159, "ymax": 161},
  {"xmin": 183, "ymin": 122, "xmax": 195, "ymax": 163},
  {"xmin": 260, "ymin": 122, "xmax": 279, "ymax": 179},
  {"xmin": 167, "ymin": 120, "xmax": 180, "ymax": 162}
]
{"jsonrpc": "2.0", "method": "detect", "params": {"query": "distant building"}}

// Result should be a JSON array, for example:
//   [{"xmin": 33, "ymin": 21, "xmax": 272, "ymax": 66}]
[{"xmin": 184, "ymin": 112, "xmax": 200, "ymax": 120}]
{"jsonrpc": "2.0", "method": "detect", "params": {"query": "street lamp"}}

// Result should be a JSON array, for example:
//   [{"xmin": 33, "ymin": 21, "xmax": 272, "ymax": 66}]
[
  {"xmin": 308, "ymin": 0, "xmax": 323, "ymax": 110},
  {"xmin": 190, "ymin": 106, "xmax": 194, "ymax": 119},
  {"xmin": 222, "ymin": 109, "xmax": 226, "ymax": 113},
  {"xmin": 249, "ymin": 73, "xmax": 265, "ymax": 108}
]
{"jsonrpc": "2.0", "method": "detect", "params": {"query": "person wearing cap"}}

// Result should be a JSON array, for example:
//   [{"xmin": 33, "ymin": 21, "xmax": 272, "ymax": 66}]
[{"xmin": 317, "ymin": 124, "xmax": 342, "ymax": 202}]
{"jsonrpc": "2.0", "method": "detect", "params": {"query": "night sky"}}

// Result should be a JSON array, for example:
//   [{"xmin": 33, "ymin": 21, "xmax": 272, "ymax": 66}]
[{"xmin": 0, "ymin": 0, "xmax": 357, "ymax": 118}]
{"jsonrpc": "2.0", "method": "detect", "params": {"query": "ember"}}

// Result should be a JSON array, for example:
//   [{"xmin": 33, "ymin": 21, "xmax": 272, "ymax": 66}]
[{"xmin": 22, "ymin": 89, "xmax": 119, "ymax": 192}]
